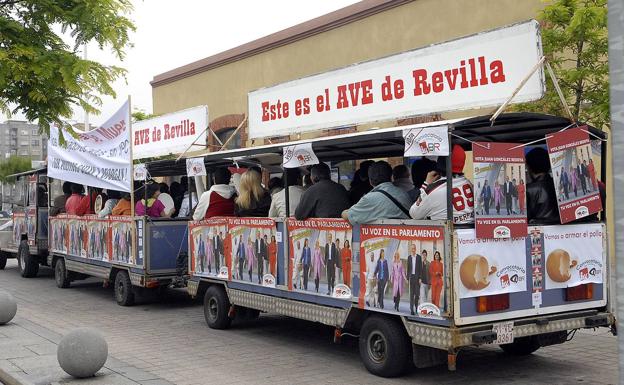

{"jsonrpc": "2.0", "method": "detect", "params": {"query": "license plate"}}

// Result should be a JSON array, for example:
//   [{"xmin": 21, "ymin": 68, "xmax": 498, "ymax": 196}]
[{"xmin": 493, "ymin": 321, "xmax": 514, "ymax": 345}]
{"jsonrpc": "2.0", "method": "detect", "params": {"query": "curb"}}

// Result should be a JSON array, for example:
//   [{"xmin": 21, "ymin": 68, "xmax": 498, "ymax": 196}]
[{"xmin": 0, "ymin": 365, "xmax": 36, "ymax": 385}]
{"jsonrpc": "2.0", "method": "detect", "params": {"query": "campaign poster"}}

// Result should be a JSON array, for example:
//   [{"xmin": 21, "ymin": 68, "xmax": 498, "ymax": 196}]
[
  {"xmin": 456, "ymin": 229, "xmax": 527, "ymax": 299},
  {"xmin": 49, "ymin": 216, "xmax": 68, "ymax": 254},
  {"xmin": 12, "ymin": 209, "xmax": 36, "ymax": 246},
  {"xmin": 228, "ymin": 218, "xmax": 277, "ymax": 287},
  {"xmin": 359, "ymin": 224, "xmax": 446, "ymax": 317},
  {"xmin": 473, "ymin": 142, "xmax": 527, "ymax": 239},
  {"xmin": 287, "ymin": 218, "xmax": 354, "ymax": 298},
  {"xmin": 111, "ymin": 217, "xmax": 133, "ymax": 264},
  {"xmin": 67, "ymin": 216, "xmax": 88, "ymax": 258},
  {"xmin": 547, "ymin": 127, "xmax": 602, "ymax": 223},
  {"xmin": 543, "ymin": 224, "xmax": 604, "ymax": 289},
  {"xmin": 189, "ymin": 218, "xmax": 229, "ymax": 279},
  {"xmin": 86, "ymin": 217, "xmax": 110, "ymax": 261}
]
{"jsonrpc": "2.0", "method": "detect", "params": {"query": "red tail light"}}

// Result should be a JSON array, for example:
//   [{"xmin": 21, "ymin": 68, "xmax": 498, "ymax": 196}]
[
  {"xmin": 566, "ymin": 283, "xmax": 593, "ymax": 301},
  {"xmin": 477, "ymin": 293, "xmax": 510, "ymax": 313}
]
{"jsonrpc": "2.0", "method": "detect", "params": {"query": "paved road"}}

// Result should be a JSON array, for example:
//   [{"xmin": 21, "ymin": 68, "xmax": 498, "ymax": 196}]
[{"xmin": 0, "ymin": 259, "xmax": 618, "ymax": 385}]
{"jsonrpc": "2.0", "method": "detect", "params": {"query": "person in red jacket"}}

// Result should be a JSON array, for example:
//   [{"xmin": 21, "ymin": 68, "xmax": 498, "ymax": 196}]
[{"xmin": 192, "ymin": 168, "xmax": 237, "ymax": 220}]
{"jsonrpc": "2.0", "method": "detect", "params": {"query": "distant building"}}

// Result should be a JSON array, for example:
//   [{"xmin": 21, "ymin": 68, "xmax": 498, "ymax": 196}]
[{"xmin": 0, "ymin": 120, "xmax": 47, "ymax": 160}]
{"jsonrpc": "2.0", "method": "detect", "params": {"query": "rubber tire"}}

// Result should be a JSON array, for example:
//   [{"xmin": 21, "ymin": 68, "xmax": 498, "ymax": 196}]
[
  {"xmin": 18, "ymin": 241, "xmax": 38, "ymax": 278},
  {"xmin": 359, "ymin": 315, "xmax": 412, "ymax": 378},
  {"xmin": 114, "ymin": 270, "xmax": 135, "ymax": 306},
  {"xmin": 0, "ymin": 252, "xmax": 7, "ymax": 270},
  {"xmin": 54, "ymin": 258, "xmax": 71, "ymax": 288},
  {"xmin": 500, "ymin": 336, "xmax": 541, "ymax": 356},
  {"xmin": 203, "ymin": 285, "xmax": 232, "ymax": 330}
]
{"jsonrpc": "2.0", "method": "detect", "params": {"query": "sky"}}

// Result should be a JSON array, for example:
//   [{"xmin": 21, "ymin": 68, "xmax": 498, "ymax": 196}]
[{"xmin": 5, "ymin": 0, "xmax": 360, "ymax": 126}]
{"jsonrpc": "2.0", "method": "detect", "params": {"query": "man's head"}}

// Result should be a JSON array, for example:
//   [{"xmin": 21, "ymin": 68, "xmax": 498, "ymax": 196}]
[
  {"xmin": 327, "ymin": 232, "xmax": 333, "ymax": 243},
  {"xmin": 358, "ymin": 160, "xmax": 374, "ymax": 182},
  {"xmin": 62, "ymin": 181, "xmax": 72, "ymax": 195},
  {"xmin": 368, "ymin": 161, "xmax": 392, "ymax": 187},
  {"xmin": 392, "ymin": 164, "xmax": 410, "ymax": 181},
  {"xmin": 70, "ymin": 183, "xmax": 84, "ymax": 195},
  {"xmin": 159, "ymin": 183, "xmax": 169, "ymax": 194},
  {"xmin": 411, "ymin": 157, "xmax": 437, "ymax": 188},
  {"xmin": 526, "ymin": 147, "xmax": 551, "ymax": 176},
  {"xmin": 410, "ymin": 243, "xmax": 416, "ymax": 255},
  {"xmin": 284, "ymin": 167, "xmax": 302, "ymax": 187},
  {"xmin": 505, "ymin": 176, "xmax": 509, "ymax": 182},
  {"xmin": 213, "ymin": 167, "xmax": 232, "ymax": 185},
  {"xmin": 310, "ymin": 163, "xmax": 331, "ymax": 183}
]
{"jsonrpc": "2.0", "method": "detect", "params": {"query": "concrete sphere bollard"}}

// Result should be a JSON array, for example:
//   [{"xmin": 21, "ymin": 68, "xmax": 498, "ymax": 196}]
[
  {"xmin": 0, "ymin": 291, "xmax": 17, "ymax": 325},
  {"xmin": 57, "ymin": 328, "xmax": 108, "ymax": 378}
]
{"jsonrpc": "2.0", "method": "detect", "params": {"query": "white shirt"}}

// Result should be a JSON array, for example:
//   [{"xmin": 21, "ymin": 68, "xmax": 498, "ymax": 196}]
[
  {"xmin": 177, "ymin": 192, "xmax": 198, "ymax": 218},
  {"xmin": 409, "ymin": 175, "xmax": 475, "ymax": 224},
  {"xmin": 268, "ymin": 185, "xmax": 305, "ymax": 218},
  {"xmin": 158, "ymin": 193, "xmax": 175, "ymax": 215}
]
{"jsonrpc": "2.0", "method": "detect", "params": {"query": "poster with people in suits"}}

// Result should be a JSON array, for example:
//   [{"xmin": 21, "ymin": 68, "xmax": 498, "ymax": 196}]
[
  {"xmin": 358, "ymin": 224, "xmax": 446, "ymax": 317},
  {"xmin": 228, "ymin": 217, "xmax": 277, "ymax": 287},
  {"xmin": 87, "ymin": 217, "xmax": 110, "ymax": 261},
  {"xmin": 67, "ymin": 216, "xmax": 88, "ymax": 258},
  {"xmin": 189, "ymin": 218, "xmax": 229, "ymax": 279},
  {"xmin": 286, "ymin": 218, "xmax": 354, "ymax": 298},
  {"xmin": 547, "ymin": 127, "xmax": 602, "ymax": 223},
  {"xmin": 473, "ymin": 142, "xmax": 527, "ymax": 239},
  {"xmin": 49, "ymin": 215, "xmax": 68, "ymax": 253},
  {"xmin": 111, "ymin": 217, "xmax": 134, "ymax": 265}
]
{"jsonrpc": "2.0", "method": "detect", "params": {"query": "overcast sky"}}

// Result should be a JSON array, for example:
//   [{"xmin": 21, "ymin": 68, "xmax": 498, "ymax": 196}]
[{"xmin": 37, "ymin": 0, "xmax": 359, "ymax": 126}]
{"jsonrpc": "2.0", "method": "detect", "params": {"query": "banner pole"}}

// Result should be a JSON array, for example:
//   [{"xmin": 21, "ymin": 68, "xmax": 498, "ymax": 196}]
[{"xmin": 127, "ymin": 95, "xmax": 138, "ymax": 267}]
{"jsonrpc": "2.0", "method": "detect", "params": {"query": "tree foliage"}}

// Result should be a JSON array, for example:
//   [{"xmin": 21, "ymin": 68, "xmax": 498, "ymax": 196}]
[
  {"xmin": 0, "ymin": 0, "xmax": 135, "ymax": 134},
  {"xmin": 131, "ymin": 109, "xmax": 157, "ymax": 123},
  {"xmin": 517, "ymin": 0, "xmax": 609, "ymax": 128},
  {"xmin": 0, "ymin": 155, "xmax": 31, "ymax": 182}
]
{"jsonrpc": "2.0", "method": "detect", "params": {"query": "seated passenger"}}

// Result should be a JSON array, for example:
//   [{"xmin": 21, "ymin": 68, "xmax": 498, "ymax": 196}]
[
  {"xmin": 177, "ymin": 182, "xmax": 198, "ymax": 218},
  {"xmin": 75, "ymin": 187, "xmax": 101, "ymax": 215},
  {"xmin": 50, "ymin": 181, "xmax": 71, "ymax": 216},
  {"xmin": 269, "ymin": 168, "xmax": 304, "ymax": 218},
  {"xmin": 157, "ymin": 182, "xmax": 175, "ymax": 216},
  {"xmin": 268, "ymin": 177, "xmax": 283, "ymax": 196},
  {"xmin": 136, "ymin": 183, "xmax": 171, "ymax": 218},
  {"xmin": 409, "ymin": 145, "xmax": 474, "ymax": 224},
  {"xmin": 234, "ymin": 169, "xmax": 271, "ymax": 217},
  {"xmin": 408, "ymin": 157, "xmax": 436, "ymax": 202},
  {"xmin": 112, "ymin": 193, "xmax": 132, "ymax": 216},
  {"xmin": 295, "ymin": 163, "xmax": 350, "ymax": 220},
  {"xmin": 65, "ymin": 183, "xmax": 85, "ymax": 215},
  {"xmin": 348, "ymin": 160, "xmax": 374, "ymax": 205},
  {"xmin": 193, "ymin": 168, "xmax": 237, "ymax": 220},
  {"xmin": 170, "ymin": 181, "xmax": 183, "ymax": 217},
  {"xmin": 37, "ymin": 184, "xmax": 48, "ymax": 207},
  {"xmin": 525, "ymin": 147, "xmax": 559, "ymax": 224},
  {"xmin": 342, "ymin": 161, "xmax": 412, "ymax": 225},
  {"xmin": 392, "ymin": 164, "xmax": 414, "ymax": 192},
  {"xmin": 98, "ymin": 190, "xmax": 121, "ymax": 218}
]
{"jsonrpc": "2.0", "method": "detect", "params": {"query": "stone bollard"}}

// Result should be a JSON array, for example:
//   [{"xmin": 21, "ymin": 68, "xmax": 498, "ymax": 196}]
[
  {"xmin": 0, "ymin": 291, "xmax": 17, "ymax": 325},
  {"xmin": 57, "ymin": 328, "xmax": 108, "ymax": 378}
]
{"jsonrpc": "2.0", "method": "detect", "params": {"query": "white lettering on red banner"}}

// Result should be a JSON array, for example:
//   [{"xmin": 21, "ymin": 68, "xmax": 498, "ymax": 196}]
[{"xmin": 248, "ymin": 21, "xmax": 544, "ymax": 138}]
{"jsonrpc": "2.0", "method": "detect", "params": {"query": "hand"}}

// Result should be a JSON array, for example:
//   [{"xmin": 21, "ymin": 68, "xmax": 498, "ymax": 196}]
[{"xmin": 425, "ymin": 170, "xmax": 440, "ymax": 185}]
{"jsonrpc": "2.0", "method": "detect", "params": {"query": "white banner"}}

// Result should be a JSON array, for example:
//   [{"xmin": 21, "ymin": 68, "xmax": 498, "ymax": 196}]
[
  {"xmin": 456, "ymin": 229, "xmax": 527, "ymax": 299},
  {"xmin": 248, "ymin": 20, "xmax": 544, "ymax": 138},
  {"xmin": 186, "ymin": 157, "xmax": 207, "ymax": 176},
  {"xmin": 133, "ymin": 163, "xmax": 147, "ymax": 181},
  {"xmin": 48, "ymin": 101, "xmax": 131, "ymax": 192},
  {"xmin": 544, "ymin": 224, "xmax": 604, "ymax": 289},
  {"xmin": 282, "ymin": 142, "xmax": 319, "ymax": 168},
  {"xmin": 403, "ymin": 124, "xmax": 450, "ymax": 156},
  {"xmin": 133, "ymin": 105, "xmax": 208, "ymax": 159}
]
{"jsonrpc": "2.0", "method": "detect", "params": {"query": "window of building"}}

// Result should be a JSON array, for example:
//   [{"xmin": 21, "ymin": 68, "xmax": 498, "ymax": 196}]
[
  {"xmin": 20, "ymin": 130, "xmax": 28, "ymax": 136},
  {"xmin": 32, "ymin": 129, "xmax": 39, "ymax": 136},
  {"xmin": 18, "ymin": 150, "xmax": 28, "ymax": 156},
  {"xmin": 31, "ymin": 139, "xmax": 39, "ymax": 146},
  {"xmin": 216, "ymin": 127, "xmax": 241, "ymax": 150},
  {"xmin": 20, "ymin": 141, "xmax": 29, "ymax": 147}
]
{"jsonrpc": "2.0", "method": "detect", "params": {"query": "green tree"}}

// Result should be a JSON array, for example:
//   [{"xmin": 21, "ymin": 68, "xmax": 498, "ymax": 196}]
[
  {"xmin": 518, "ymin": 0, "xmax": 609, "ymax": 128},
  {"xmin": 131, "ymin": 109, "xmax": 157, "ymax": 123},
  {"xmin": 0, "ymin": 156, "xmax": 32, "ymax": 182},
  {"xmin": 0, "ymin": 0, "xmax": 135, "ymax": 134}
]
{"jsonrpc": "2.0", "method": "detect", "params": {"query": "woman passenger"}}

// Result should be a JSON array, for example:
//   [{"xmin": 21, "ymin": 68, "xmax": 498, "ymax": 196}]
[
  {"xmin": 234, "ymin": 170, "xmax": 271, "ymax": 217},
  {"xmin": 135, "ymin": 183, "xmax": 172, "ymax": 218},
  {"xmin": 98, "ymin": 190, "xmax": 121, "ymax": 218},
  {"xmin": 430, "ymin": 251, "xmax": 443, "ymax": 308}
]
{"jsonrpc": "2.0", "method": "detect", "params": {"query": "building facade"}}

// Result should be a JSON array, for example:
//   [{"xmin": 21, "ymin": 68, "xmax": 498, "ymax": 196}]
[{"xmin": 0, "ymin": 120, "xmax": 47, "ymax": 161}]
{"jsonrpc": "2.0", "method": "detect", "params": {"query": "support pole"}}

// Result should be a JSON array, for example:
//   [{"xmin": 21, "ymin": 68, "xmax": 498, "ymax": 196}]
[{"xmin": 127, "ymin": 96, "xmax": 138, "ymax": 267}]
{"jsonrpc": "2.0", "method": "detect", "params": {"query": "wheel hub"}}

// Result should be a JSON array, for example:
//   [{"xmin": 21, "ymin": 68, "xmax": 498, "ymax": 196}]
[
  {"xmin": 367, "ymin": 331, "xmax": 387, "ymax": 363},
  {"xmin": 208, "ymin": 297, "xmax": 218, "ymax": 320}
]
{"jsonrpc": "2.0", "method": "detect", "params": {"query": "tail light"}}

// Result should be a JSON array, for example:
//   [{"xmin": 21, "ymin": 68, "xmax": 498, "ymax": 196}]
[
  {"xmin": 477, "ymin": 293, "xmax": 510, "ymax": 313},
  {"xmin": 566, "ymin": 283, "xmax": 593, "ymax": 301}
]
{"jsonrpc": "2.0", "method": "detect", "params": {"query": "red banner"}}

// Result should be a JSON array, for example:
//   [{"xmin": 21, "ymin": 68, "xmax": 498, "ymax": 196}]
[
  {"xmin": 473, "ymin": 142, "xmax": 528, "ymax": 238},
  {"xmin": 546, "ymin": 127, "xmax": 602, "ymax": 223}
]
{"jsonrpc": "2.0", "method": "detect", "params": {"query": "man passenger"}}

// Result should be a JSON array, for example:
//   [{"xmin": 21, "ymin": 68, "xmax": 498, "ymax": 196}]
[
  {"xmin": 295, "ymin": 163, "xmax": 350, "ymax": 220},
  {"xmin": 50, "ymin": 181, "xmax": 71, "ymax": 216}
]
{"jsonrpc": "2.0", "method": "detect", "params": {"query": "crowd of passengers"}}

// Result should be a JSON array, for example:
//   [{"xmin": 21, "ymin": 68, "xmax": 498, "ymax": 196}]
[{"xmin": 49, "ymin": 144, "xmax": 604, "ymax": 225}]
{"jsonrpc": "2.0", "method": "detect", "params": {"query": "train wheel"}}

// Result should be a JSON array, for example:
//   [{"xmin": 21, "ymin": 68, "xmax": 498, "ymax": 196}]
[
  {"xmin": 18, "ymin": 241, "xmax": 38, "ymax": 278},
  {"xmin": 54, "ymin": 258, "xmax": 71, "ymax": 288},
  {"xmin": 359, "ymin": 315, "xmax": 411, "ymax": 377},
  {"xmin": 0, "ymin": 252, "xmax": 7, "ymax": 270},
  {"xmin": 203, "ymin": 285, "xmax": 231, "ymax": 329},
  {"xmin": 114, "ymin": 270, "xmax": 135, "ymax": 306}
]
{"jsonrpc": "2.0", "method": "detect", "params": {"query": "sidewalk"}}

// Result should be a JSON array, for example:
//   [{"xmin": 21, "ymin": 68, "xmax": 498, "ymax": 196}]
[{"xmin": 0, "ymin": 315, "xmax": 173, "ymax": 385}]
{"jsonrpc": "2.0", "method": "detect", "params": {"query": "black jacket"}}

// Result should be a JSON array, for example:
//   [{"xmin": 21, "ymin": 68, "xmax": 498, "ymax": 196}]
[
  {"xmin": 295, "ymin": 180, "xmax": 350, "ymax": 220},
  {"xmin": 234, "ymin": 192, "xmax": 271, "ymax": 217},
  {"xmin": 527, "ymin": 174, "xmax": 560, "ymax": 224}
]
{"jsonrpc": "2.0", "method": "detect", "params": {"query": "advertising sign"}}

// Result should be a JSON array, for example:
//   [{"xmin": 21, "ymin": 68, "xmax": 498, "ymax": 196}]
[
  {"xmin": 13, "ymin": 209, "xmax": 36, "ymax": 246},
  {"xmin": 50, "ymin": 216, "xmax": 68, "ymax": 254},
  {"xmin": 359, "ymin": 224, "xmax": 446, "ymax": 316},
  {"xmin": 186, "ymin": 157, "xmax": 207, "ymax": 177},
  {"xmin": 228, "ymin": 218, "xmax": 277, "ymax": 287},
  {"xmin": 287, "ymin": 218, "xmax": 354, "ymax": 298},
  {"xmin": 248, "ymin": 20, "xmax": 544, "ymax": 138},
  {"xmin": 133, "ymin": 164, "xmax": 148, "ymax": 181},
  {"xmin": 282, "ymin": 143, "xmax": 320, "ymax": 168},
  {"xmin": 48, "ymin": 101, "xmax": 132, "ymax": 192},
  {"xmin": 86, "ymin": 218, "xmax": 110, "ymax": 261},
  {"xmin": 133, "ymin": 105, "xmax": 208, "ymax": 159},
  {"xmin": 547, "ymin": 127, "xmax": 602, "ymax": 223},
  {"xmin": 456, "ymin": 229, "xmax": 527, "ymax": 299},
  {"xmin": 189, "ymin": 218, "xmax": 229, "ymax": 279},
  {"xmin": 403, "ymin": 124, "xmax": 450, "ymax": 157},
  {"xmin": 473, "ymin": 142, "xmax": 527, "ymax": 238},
  {"xmin": 543, "ymin": 224, "xmax": 604, "ymax": 289}
]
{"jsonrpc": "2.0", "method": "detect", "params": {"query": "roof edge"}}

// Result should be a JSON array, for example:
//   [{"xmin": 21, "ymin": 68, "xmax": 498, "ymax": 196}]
[{"xmin": 150, "ymin": 0, "xmax": 412, "ymax": 88}]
